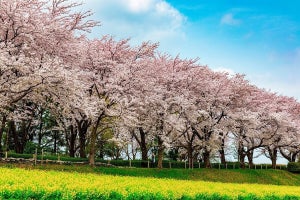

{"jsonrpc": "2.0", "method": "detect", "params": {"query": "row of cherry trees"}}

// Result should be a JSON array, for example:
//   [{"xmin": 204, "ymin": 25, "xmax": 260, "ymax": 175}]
[{"xmin": 0, "ymin": 0, "xmax": 299, "ymax": 168}]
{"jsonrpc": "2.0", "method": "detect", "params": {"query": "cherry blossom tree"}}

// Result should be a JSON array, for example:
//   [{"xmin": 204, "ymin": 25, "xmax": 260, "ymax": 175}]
[
  {"xmin": 75, "ymin": 36, "xmax": 159, "ymax": 165},
  {"xmin": 0, "ymin": 0, "xmax": 98, "ymax": 155}
]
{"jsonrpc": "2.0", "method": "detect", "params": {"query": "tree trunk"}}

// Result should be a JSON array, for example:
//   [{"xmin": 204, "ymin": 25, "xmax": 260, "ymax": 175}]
[
  {"xmin": 19, "ymin": 121, "xmax": 28, "ymax": 154},
  {"xmin": 219, "ymin": 134, "xmax": 226, "ymax": 164},
  {"xmin": 291, "ymin": 153, "xmax": 298, "ymax": 162},
  {"xmin": 219, "ymin": 148, "xmax": 226, "ymax": 165},
  {"xmin": 239, "ymin": 154, "xmax": 246, "ymax": 169},
  {"xmin": 89, "ymin": 126, "xmax": 97, "ymax": 166},
  {"xmin": 270, "ymin": 148, "xmax": 277, "ymax": 169},
  {"xmin": 98, "ymin": 138, "xmax": 104, "ymax": 159},
  {"xmin": 271, "ymin": 154, "xmax": 277, "ymax": 169},
  {"xmin": 115, "ymin": 148, "xmax": 121, "ymax": 160},
  {"xmin": 88, "ymin": 113, "xmax": 103, "ymax": 166},
  {"xmin": 53, "ymin": 131, "xmax": 57, "ymax": 153},
  {"xmin": 5, "ymin": 121, "xmax": 10, "ymax": 152},
  {"xmin": 126, "ymin": 144, "xmax": 130, "ymax": 160},
  {"xmin": 79, "ymin": 135, "xmax": 86, "ymax": 158},
  {"xmin": 132, "ymin": 144, "xmax": 137, "ymax": 160},
  {"xmin": 279, "ymin": 148, "xmax": 298, "ymax": 162},
  {"xmin": 238, "ymin": 141, "xmax": 246, "ymax": 169},
  {"xmin": 38, "ymin": 109, "xmax": 44, "ymax": 147},
  {"xmin": 203, "ymin": 148, "xmax": 211, "ymax": 168},
  {"xmin": 139, "ymin": 128, "xmax": 148, "ymax": 167},
  {"xmin": 187, "ymin": 143, "xmax": 193, "ymax": 169},
  {"xmin": 77, "ymin": 119, "xmax": 89, "ymax": 158},
  {"xmin": 68, "ymin": 125, "xmax": 77, "ymax": 157},
  {"xmin": 132, "ymin": 128, "xmax": 149, "ymax": 167},
  {"xmin": 0, "ymin": 116, "xmax": 6, "ymax": 155},
  {"xmin": 247, "ymin": 150, "xmax": 254, "ymax": 168},
  {"xmin": 139, "ymin": 128, "xmax": 148, "ymax": 160},
  {"xmin": 157, "ymin": 137, "xmax": 164, "ymax": 169},
  {"xmin": 9, "ymin": 121, "xmax": 22, "ymax": 153}
]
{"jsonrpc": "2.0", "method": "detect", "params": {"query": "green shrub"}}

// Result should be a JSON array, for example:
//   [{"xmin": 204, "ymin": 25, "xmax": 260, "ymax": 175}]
[
  {"xmin": 7, "ymin": 152, "xmax": 89, "ymax": 162},
  {"xmin": 8, "ymin": 152, "xmax": 33, "ymax": 159},
  {"xmin": 23, "ymin": 142, "xmax": 38, "ymax": 154},
  {"xmin": 3, "ymin": 152, "xmax": 288, "ymax": 171},
  {"xmin": 287, "ymin": 162, "xmax": 300, "ymax": 173}
]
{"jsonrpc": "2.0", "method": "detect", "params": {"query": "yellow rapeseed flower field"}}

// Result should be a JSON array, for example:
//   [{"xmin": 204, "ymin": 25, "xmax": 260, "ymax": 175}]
[{"xmin": 0, "ymin": 167, "xmax": 299, "ymax": 199}]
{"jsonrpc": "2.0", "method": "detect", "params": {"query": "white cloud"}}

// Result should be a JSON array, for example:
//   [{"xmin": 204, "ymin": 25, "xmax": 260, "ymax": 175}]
[
  {"xmin": 221, "ymin": 13, "xmax": 241, "ymax": 26},
  {"xmin": 123, "ymin": 0, "xmax": 153, "ymax": 13},
  {"xmin": 213, "ymin": 67, "xmax": 235, "ymax": 75},
  {"xmin": 155, "ymin": 1, "xmax": 184, "ymax": 29},
  {"xmin": 82, "ymin": 0, "xmax": 186, "ymax": 45},
  {"xmin": 248, "ymin": 71, "xmax": 300, "ymax": 101}
]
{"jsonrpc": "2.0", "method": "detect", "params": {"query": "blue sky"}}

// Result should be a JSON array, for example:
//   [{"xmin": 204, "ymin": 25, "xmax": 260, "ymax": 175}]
[{"xmin": 82, "ymin": 0, "xmax": 300, "ymax": 101}]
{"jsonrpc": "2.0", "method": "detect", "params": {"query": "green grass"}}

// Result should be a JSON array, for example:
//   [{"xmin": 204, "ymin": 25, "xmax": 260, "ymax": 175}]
[
  {"xmin": 96, "ymin": 167, "xmax": 300, "ymax": 186},
  {"xmin": 1, "ymin": 163, "xmax": 300, "ymax": 186}
]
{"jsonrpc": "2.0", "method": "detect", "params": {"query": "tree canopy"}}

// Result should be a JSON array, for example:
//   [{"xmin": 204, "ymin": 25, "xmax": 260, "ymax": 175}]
[{"xmin": 0, "ymin": 0, "xmax": 299, "ymax": 168}]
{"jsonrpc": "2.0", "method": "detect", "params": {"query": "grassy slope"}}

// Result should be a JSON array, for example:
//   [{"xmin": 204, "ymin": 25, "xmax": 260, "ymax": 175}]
[
  {"xmin": 1, "ymin": 163, "xmax": 300, "ymax": 186},
  {"xmin": 97, "ymin": 168, "xmax": 300, "ymax": 186}
]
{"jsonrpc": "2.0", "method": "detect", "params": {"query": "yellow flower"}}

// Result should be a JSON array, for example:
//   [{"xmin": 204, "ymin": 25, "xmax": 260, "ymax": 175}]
[{"xmin": 0, "ymin": 167, "xmax": 300, "ymax": 199}]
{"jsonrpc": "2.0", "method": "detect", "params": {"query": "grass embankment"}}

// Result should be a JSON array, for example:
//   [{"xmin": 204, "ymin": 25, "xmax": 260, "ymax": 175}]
[{"xmin": 97, "ymin": 167, "xmax": 300, "ymax": 186}]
